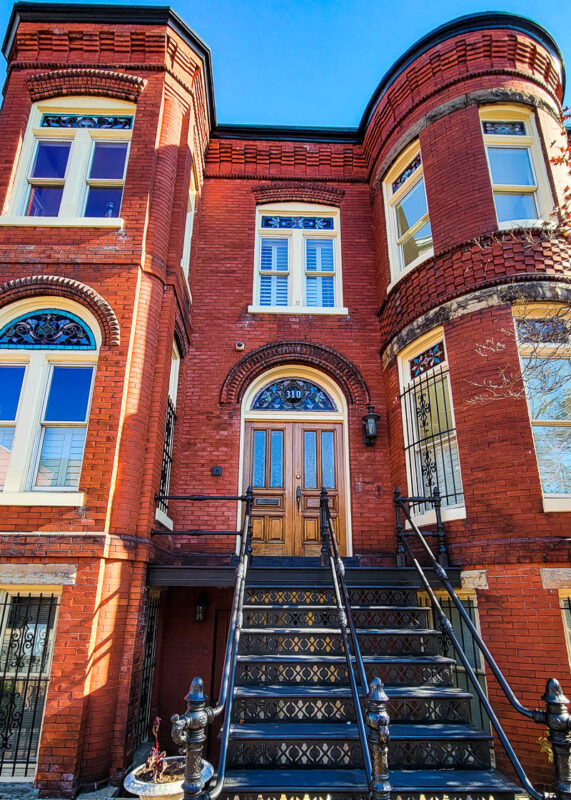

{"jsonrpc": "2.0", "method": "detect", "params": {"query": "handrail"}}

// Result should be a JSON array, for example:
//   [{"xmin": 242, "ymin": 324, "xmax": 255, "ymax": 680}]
[
  {"xmin": 320, "ymin": 488, "xmax": 373, "ymax": 786},
  {"xmin": 170, "ymin": 488, "xmax": 254, "ymax": 800},
  {"xmin": 393, "ymin": 486, "xmax": 571, "ymax": 800}
]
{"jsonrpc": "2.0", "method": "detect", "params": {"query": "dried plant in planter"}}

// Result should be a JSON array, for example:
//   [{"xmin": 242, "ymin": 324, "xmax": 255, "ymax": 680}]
[{"xmin": 145, "ymin": 717, "xmax": 167, "ymax": 782}]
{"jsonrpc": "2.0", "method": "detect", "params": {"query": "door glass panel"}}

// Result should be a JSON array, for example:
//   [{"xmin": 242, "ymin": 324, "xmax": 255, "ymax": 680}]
[
  {"xmin": 252, "ymin": 430, "xmax": 266, "ymax": 487},
  {"xmin": 304, "ymin": 431, "xmax": 317, "ymax": 489},
  {"xmin": 270, "ymin": 430, "xmax": 284, "ymax": 488},
  {"xmin": 321, "ymin": 431, "xmax": 335, "ymax": 489}
]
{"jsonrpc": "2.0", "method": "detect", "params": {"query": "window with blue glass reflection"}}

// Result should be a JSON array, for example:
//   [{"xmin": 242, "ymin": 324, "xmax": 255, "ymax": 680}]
[{"xmin": 0, "ymin": 366, "xmax": 25, "ymax": 488}]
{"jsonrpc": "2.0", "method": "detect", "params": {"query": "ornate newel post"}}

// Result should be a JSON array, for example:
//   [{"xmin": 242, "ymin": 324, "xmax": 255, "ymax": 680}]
[
  {"xmin": 320, "ymin": 487, "xmax": 330, "ymax": 567},
  {"xmin": 431, "ymin": 486, "xmax": 448, "ymax": 567},
  {"xmin": 171, "ymin": 677, "xmax": 214, "ymax": 800},
  {"xmin": 365, "ymin": 677, "xmax": 391, "ymax": 800},
  {"xmin": 542, "ymin": 678, "xmax": 571, "ymax": 800}
]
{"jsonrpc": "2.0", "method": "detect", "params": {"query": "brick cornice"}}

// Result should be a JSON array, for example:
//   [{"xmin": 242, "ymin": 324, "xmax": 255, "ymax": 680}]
[
  {"xmin": 27, "ymin": 67, "xmax": 146, "ymax": 103},
  {"xmin": 220, "ymin": 340, "xmax": 369, "ymax": 406},
  {"xmin": 0, "ymin": 274, "xmax": 120, "ymax": 346},
  {"xmin": 253, "ymin": 183, "xmax": 345, "ymax": 206}
]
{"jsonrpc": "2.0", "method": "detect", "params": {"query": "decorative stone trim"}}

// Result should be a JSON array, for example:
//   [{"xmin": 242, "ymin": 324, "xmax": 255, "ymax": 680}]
[
  {"xmin": 221, "ymin": 341, "xmax": 369, "ymax": 406},
  {"xmin": 0, "ymin": 562, "xmax": 77, "ymax": 585},
  {"xmin": 461, "ymin": 570, "xmax": 489, "ymax": 590},
  {"xmin": 0, "ymin": 275, "xmax": 121, "ymax": 347},
  {"xmin": 381, "ymin": 278, "xmax": 571, "ymax": 366},
  {"xmin": 253, "ymin": 183, "xmax": 345, "ymax": 206},
  {"xmin": 541, "ymin": 568, "xmax": 571, "ymax": 589},
  {"xmin": 27, "ymin": 68, "xmax": 146, "ymax": 103}
]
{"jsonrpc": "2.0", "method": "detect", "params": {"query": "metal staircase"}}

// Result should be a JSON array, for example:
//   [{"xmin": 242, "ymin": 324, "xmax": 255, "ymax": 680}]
[{"xmin": 220, "ymin": 562, "xmax": 520, "ymax": 800}]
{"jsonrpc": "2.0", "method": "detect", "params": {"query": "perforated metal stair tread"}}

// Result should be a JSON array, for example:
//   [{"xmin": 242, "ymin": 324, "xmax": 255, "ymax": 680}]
[
  {"xmin": 242, "ymin": 626, "xmax": 439, "ymax": 635},
  {"xmin": 228, "ymin": 722, "xmax": 491, "ymax": 740},
  {"xmin": 243, "ymin": 604, "xmax": 427, "ymax": 610},
  {"xmin": 223, "ymin": 768, "xmax": 368, "ymax": 791},
  {"xmin": 222, "ymin": 768, "xmax": 519, "ymax": 793},
  {"xmin": 233, "ymin": 684, "xmax": 472, "ymax": 699},
  {"xmin": 236, "ymin": 653, "xmax": 455, "ymax": 663}
]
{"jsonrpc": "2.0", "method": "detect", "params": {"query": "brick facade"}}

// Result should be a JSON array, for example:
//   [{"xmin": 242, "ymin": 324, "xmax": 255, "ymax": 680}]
[{"xmin": 0, "ymin": 4, "xmax": 568, "ymax": 796}]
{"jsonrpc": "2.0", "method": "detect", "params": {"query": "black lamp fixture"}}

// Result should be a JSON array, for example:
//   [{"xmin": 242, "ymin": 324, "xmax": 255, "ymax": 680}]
[
  {"xmin": 362, "ymin": 404, "xmax": 380, "ymax": 446},
  {"xmin": 195, "ymin": 594, "xmax": 208, "ymax": 623}
]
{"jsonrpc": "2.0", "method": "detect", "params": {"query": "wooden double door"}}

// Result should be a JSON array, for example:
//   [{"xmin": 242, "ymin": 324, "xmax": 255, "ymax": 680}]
[{"xmin": 244, "ymin": 420, "xmax": 346, "ymax": 557}]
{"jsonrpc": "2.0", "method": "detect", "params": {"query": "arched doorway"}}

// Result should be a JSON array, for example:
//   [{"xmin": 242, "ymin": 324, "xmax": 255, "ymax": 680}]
[{"xmin": 240, "ymin": 366, "xmax": 351, "ymax": 557}]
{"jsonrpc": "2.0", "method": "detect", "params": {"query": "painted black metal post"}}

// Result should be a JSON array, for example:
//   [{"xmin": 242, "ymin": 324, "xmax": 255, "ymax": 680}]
[
  {"xmin": 171, "ymin": 677, "xmax": 214, "ymax": 799},
  {"xmin": 432, "ymin": 486, "xmax": 448, "ymax": 566},
  {"xmin": 541, "ymin": 678, "xmax": 571, "ymax": 800},
  {"xmin": 365, "ymin": 677, "xmax": 391, "ymax": 800},
  {"xmin": 320, "ymin": 487, "xmax": 330, "ymax": 567},
  {"xmin": 393, "ymin": 487, "xmax": 406, "ymax": 567}
]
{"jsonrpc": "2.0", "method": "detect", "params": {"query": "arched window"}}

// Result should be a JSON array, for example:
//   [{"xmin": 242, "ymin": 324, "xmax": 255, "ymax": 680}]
[{"xmin": 0, "ymin": 302, "xmax": 99, "ymax": 502}]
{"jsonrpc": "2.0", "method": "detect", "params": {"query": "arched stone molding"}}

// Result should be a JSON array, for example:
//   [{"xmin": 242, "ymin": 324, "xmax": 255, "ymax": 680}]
[
  {"xmin": 253, "ymin": 183, "xmax": 345, "ymax": 207},
  {"xmin": 0, "ymin": 275, "xmax": 120, "ymax": 347},
  {"xmin": 27, "ymin": 68, "xmax": 146, "ymax": 103},
  {"xmin": 221, "ymin": 341, "xmax": 369, "ymax": 406}
]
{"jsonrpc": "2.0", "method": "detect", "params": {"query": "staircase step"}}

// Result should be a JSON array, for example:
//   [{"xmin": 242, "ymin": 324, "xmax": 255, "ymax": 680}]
[
  {"xmin": 227, "ymin": 722, "xmax": 492, "ymax": 770},
  {"xmin": 235, "ymin": 653, "xmax": 455, "ymax": 686},
  {"xmin": 239, "ymin": 627, "xmax": 440, "ymax": 656},
  {"xmin": 242, "ymin": 604, "xmax": 430, "ymax": 629},
  {"xmin": 232, "ymin": 684, "xmax": 472, "ymax": 723},
  {"xmin": 245, "ymin": 585, "xmax": 422, "ymax": 606},
  {"xmin": 220, "ymin": 768, "xmax": 520, "ymax": 800}
]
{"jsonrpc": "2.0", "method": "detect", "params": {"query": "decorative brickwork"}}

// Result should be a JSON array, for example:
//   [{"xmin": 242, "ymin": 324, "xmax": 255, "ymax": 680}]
[
  {"xmin": 220, "ymin": 341, "xmax": 370, "ymax": 406},
  {"xmin": 0, "ymin": 275, "xmax": 121, "ymax": 346},
  {"xmin": 27, "ymin": 68, "xmax": 146, "ymax": 102},
  {"xmin": 253, "ymin": 183, "xmax": 345, "ymax": 206}
]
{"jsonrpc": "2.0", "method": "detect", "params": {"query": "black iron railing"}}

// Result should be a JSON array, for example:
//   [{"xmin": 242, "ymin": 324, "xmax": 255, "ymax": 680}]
[
  {"xmin": 394, "ymin": 486, "xmax": 571, "ymax": 800},
  {"xmin": 320, "ymin": 488, "xmax": 391, "ymax": 800},
  {"xmin": 157, "ymin": 397, "xmax": 177, "ymax": 516},
  {"xmin": 135, "ymin": 590, "xmax": 161, "ymax": 746},
  {"xmin": 0, "ymin": 593, "xmax": 59, "ymax": 778},
  {"xmin": 168, "ymin": 488, "xmax": 254, "ymax": 800}
]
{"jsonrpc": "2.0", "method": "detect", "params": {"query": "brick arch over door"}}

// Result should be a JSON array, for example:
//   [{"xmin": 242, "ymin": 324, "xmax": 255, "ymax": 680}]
[
  {"xmin": 221, "ymin": 341, "xmax": 370, "ymax": 406},
  {"xmin": 0, "ymin": 275, "xmax": 121, "ymax": 347}
]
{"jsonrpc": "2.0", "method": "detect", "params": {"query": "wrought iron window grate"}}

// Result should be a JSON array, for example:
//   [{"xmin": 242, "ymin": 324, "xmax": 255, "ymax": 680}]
[
  {"xmin": 0, "ymin": 593, "xmax": 59, "ymax": 778},
  {"xmin": 134, "ymin": 591, "xmax": 161, "ymax": 746},
  {"xmin": 158, "ymin": 398, "xmax": 177, "ymax": 516},
  {"xmin": 401, "ymin": 364, "xmax": 464, "ymax": 510}
]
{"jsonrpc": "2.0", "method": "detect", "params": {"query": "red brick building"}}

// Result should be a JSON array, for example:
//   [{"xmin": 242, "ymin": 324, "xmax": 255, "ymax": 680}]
[{"xmin": 0, "ymin": 3, "xmax": 569, "ymax": 798}]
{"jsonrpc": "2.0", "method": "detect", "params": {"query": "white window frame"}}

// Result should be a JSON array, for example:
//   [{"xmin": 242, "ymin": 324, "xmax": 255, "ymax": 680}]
[
  {"xmin": 180, "ymin": 168, "xmax": 198, "ymax": 293},
  {"xmin": 398, "ymin": 328, "xmax": 466, "ymax": 526},
  {"xmin": 155, "ymin": 342, "xmax": 181, "ymax": 530},
  {"xmin": 1, "ymin": 96, "xmax": 135, "ymax": 228},
  {"xmin": 383, "ymin": 141, "xmax": 434, "ymax": 289},
  {"xmin": 480, "ymin": 105, "xmax": 553, "ymax": 230},
  {"xmin": 0, "ymin": 299, "xmax": 100, "ymax": 506},
  {"xmin": 514, "ymin": 304, "xmax": 571, "ymax": 512},
  {"xmin": 248, "ymin": 202, "xmax": 347, "ymax": 315}
]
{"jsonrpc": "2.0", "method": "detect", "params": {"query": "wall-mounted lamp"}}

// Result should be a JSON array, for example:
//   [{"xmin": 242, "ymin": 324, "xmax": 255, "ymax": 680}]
[
  {"xmin": 195, "ymin": 594, "xmax": 208, "ymax": 623},
  {"xmin": 362, "ymin": 404, "xmax": 380, "ymax": 446}
]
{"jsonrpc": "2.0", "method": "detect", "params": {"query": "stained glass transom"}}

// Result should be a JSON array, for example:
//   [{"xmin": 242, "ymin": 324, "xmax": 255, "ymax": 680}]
[
  {"xmin": 392, "ymin": 153, "xmax": 422, "ymax": 194},
  {"xmin": 261, "ymin": 216, "xmax": 334, "ymax": 229},
  {"xmin": 40, "ymin": 114, "xmax": 133, "ymax": 129},
  {"xmin": 252, "ymin": 379, "xmax": 336, "ymax": 411},
  {"xmin": 517, "ymin": 318, "xmax": 570, "ymax": 345},
  {"xmin": 410, "ymin": 341, "xmax": 446, "ymax": 379},
  {"xmin": 0, "ymin": 311, "xmax": 96, "ymax": 349},
  {"xmin": 482, "ymin": 121, "xmax": 526, "ymax": 136}
]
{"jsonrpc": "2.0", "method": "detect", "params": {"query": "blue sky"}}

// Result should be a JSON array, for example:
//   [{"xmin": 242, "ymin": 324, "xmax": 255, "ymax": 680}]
[{"xmin": 0, "ymin": 0, "xmax": 568, "ymax": 127}]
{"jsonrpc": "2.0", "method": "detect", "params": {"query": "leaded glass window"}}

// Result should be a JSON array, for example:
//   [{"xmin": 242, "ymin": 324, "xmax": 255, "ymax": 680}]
[
  {"xmin": 253, "ymin": 206, "xmax": 343, "ymax": 312},
  {"xmin": 252, "ymin": 379, "xmax": 336, "ymax": 412},
  {"xmin": 385, "ymin": 145, "xmax": 433, "ymax": 277},
  {"xmin": 0, "ymin": 311, "xmax": 95, "ymax": 350}
]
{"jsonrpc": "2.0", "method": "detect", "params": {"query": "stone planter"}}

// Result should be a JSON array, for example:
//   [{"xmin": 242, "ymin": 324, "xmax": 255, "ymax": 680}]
[{"xmin": 124, "ymin": 756, "xmax": 214, "ymax": 800}]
